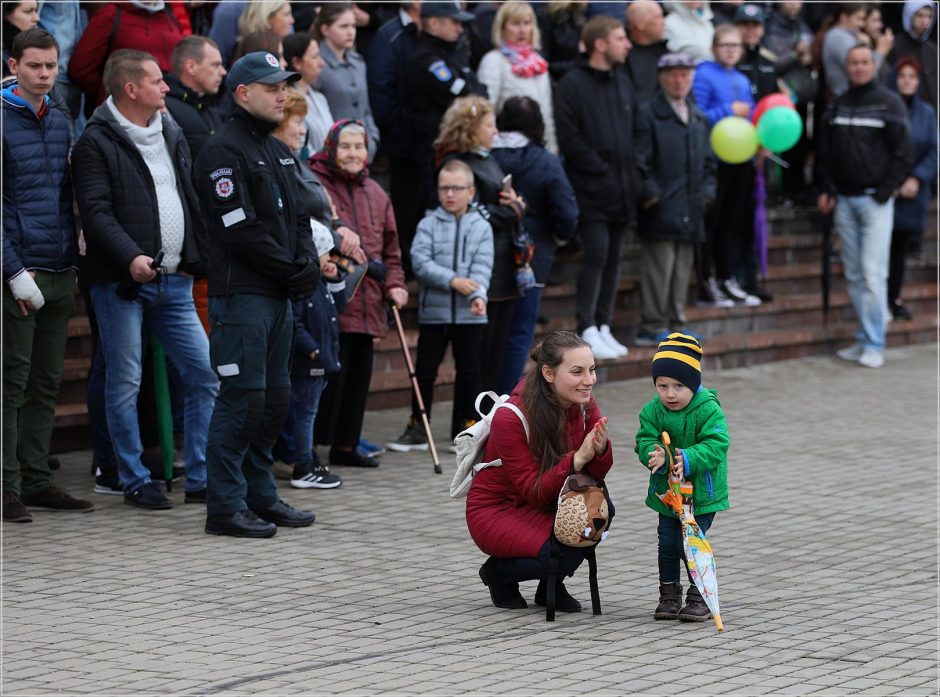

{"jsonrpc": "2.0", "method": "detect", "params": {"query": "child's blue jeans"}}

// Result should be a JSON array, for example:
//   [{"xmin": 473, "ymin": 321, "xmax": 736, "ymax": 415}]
[
  {"xmin": 275, "ymin": 376, "xmax": 328, "ymax": 469},
  {"xmin": 658, "ymin": 511, "xmax": 716, "ymax": 584}
]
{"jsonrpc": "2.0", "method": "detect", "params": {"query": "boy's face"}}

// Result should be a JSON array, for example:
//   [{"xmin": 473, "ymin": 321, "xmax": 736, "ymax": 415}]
[
  {"xmin": 437, "ymin": 169, "xmax": 475, "ymax": 214},
  {"xmin": 655, "ymin": 376, "xmax": 693, "ymax": 411}
]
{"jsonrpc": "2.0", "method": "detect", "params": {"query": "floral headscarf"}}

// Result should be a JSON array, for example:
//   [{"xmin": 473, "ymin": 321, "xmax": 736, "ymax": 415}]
[{"xmin": 309, "ymin": 118, "xmax": 370, "ymax": 183}]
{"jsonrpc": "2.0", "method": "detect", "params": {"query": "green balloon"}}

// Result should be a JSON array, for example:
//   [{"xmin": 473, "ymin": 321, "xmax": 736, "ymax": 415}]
[
  {"xmin": 757, "ymin": 106, "xmax": 803, "ymax": 153},
  {"xmin": 709, "ymin": 116, "xmax": 759, "ymax": 164}
]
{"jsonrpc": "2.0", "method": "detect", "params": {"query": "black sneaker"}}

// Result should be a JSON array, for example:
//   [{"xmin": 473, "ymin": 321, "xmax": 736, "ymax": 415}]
[
  {"xmin": 124, "ymin": 482, "xmax": 173, "ymax": 510},
  {"xmin": 329, "ymin": 448, "xmax": 380, "ymax": 468},
  {"xmin": 891, "ymin": 302, "xmax": 913, "ymax": 321},
  {"xmin": 2, "ymin": 491, "xmax": 32, "ymax": 523},
  {"xmin": 696, "ymin": 277, "xmax": 735, "ymax": 308},
  {"xmin": 387, "ymin": 417, "xmax": 429, "ymax": 452},
  {"xmin": 291, "ymin": 464, "xmax": 343, "ymax": 489},
  {"xmin": 21, "ymin": 484, "xmax": 94, "ymax": 512},
  {"xmin": 93, "ymin": 467, "xmax": 123, "ymax": 496}
]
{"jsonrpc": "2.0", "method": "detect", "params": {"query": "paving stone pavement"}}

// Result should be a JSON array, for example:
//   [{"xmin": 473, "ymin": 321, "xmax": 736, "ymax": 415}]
[{"xmin": 2, "ymin": 345, "xmax": 938, "ymax": 696}]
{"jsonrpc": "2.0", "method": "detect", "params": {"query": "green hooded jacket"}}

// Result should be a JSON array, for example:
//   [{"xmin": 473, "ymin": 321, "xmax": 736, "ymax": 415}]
[{"xmin": 634, "ymin": 387, "xmax": 730, "ymax": 517}]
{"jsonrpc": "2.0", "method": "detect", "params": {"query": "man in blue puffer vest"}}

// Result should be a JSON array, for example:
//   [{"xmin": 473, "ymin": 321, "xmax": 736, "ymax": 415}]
[{"xmin": 2, "ymin": 28, "xmax": 92, "ymax": 523}]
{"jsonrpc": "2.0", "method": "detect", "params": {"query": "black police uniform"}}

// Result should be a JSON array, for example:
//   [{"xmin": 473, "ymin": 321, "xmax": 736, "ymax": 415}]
[
  {"xmin": 194, "ymin": 104, "xmax": 318, "ymax": 520},
  {"xmin": 404, "ymin": 32, "xmax": 487, "ymax": 208},
  {"xmin": 737, "ymin": 44, "xmax": 780, "ymax": 102}
]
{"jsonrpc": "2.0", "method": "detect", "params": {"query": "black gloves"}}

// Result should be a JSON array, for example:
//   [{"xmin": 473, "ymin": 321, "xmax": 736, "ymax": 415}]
[{"xmin": 287, "ymin": 259, "xmax": 319, "ymax": 300}]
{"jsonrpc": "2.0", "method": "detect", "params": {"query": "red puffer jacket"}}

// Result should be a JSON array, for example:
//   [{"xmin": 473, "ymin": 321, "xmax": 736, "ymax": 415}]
[
  {"xmin": 69, "ymin": 3, "xmax": 186, "ymax": 106},
  {"xmin": 311, "ymin": 160, "xmax": 406, "ymax": 339},
  {"xmin": 466, "ymin": 385, "xmax": 613, "ymax": 558}
]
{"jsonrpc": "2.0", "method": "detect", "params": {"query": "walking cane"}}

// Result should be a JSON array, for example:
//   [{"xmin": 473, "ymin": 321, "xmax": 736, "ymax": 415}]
[{"xmin": 390, "ymin": 303, "xmax": 442, "ymax": 474}]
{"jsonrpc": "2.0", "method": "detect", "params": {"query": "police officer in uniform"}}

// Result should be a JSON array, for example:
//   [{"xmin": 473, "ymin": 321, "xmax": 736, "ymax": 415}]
[
  {"xmin": 733, "ymin": 4, "xmax": 780, "ymax": 101},
  {"xmin": 194, "ymin": 52, "xmax": 320, "ymax": 538},
  {"xmin": 404, "ymin": 1, "xmax": 487, "ymax": 213}
]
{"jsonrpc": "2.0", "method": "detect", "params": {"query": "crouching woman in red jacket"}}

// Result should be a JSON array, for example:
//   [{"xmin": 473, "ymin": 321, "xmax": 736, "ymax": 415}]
[{"xmin": 466, "ymin": 330, "xmax": 613, "ymax": 612}]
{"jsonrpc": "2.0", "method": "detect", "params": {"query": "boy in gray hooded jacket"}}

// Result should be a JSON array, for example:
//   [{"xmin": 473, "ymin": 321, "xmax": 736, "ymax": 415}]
[{"xmin": 388, "ymin": 160, "xmax": 494, "ymax": 452}]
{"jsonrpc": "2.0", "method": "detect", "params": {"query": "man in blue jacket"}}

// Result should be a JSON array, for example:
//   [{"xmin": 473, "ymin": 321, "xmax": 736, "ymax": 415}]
[{"xmin": 2, "ymin": 28, "xmax": 92, "ymax": 522}]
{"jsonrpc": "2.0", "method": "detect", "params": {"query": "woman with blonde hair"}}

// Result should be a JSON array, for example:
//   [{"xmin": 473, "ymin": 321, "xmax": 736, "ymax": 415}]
[
  {"xmin": 434, "ymin": 95, "xmax": 529, "ymax": 395},
  {"xmin": 477, "ymin": 1, "xmax": 557, "ymax": 152},
  {"xmin": 238, "ymin": 1, "xmax": 294, "ymax": 39}
]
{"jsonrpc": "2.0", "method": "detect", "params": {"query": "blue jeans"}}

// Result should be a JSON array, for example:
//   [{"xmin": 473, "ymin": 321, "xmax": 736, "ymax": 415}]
[
  {"xmin": 280, "ymin": 376, "xmax": 327, "ymax": 468},
  {"xmin": 835, "ymin": 195, "xmax": 894, "ymax": 352},
  {"xmin": 658, "ymin": 511, "xmax": 715, "ymax": 583},
  {"xmin": 89, "ymin": 275, "xmax": 217, "ymax": 494}
]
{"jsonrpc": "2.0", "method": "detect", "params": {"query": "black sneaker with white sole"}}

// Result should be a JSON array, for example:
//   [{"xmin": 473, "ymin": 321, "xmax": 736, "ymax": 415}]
[
  {"xmin": 387, "ymin": 417, "xmax": 429, "ymax": 452},
  {"xmin": 291, "ymin": 464, "xmax": 343, "ymax": 489}
]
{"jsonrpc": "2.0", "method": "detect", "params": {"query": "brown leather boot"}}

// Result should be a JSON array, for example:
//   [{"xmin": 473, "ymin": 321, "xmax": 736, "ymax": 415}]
[
  {"xmin": 678, "ymin": 584, "xmax": 712, "ymax": 622},
  {"xmin": 654, "ymin": 581, "xmax": 682, "ymax": 619}
]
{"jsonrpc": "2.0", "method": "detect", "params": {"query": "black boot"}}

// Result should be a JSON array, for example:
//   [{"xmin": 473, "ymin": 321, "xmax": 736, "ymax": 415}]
[
  {"xmin": 678, "ymin": 585, "xmax": 712, "ymax": 622},
  {"xmin": 534, "ymin": 578, "xmax": 582, "ymax": 612},
  {"xmin": 479, "ymin": 558, "xmax": 527, "ymax": 609},
  {"xmin": 654, "ymin": 581, "xmax": 682, "ymax": 620}
]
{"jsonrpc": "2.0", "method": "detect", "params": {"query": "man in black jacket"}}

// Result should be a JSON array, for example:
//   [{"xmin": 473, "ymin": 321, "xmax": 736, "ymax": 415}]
[
  {"xmin": 164, "ymin": 35, "xmax": 226, "ymax": 158},
  {"xmin": 194, "ymin": 52, "xmax": 319, "ymax": 538},
  {"xmin": 817, "ymin": 44, "xmax": 913, "ymax": 370},
  {"xmin": 624, "ymin": 0, "xmax": 668, "ymax": 106},
  {"xmin": 72, "ymin": 49, "xmax": 218, "ymax": 511},
  {"xmin": 734, "ymin": 4, "xmax": 779, "ymax": 102},
  {"xmin": 554, "ymin": 15, "xmax": 635, "ymax": 360}
]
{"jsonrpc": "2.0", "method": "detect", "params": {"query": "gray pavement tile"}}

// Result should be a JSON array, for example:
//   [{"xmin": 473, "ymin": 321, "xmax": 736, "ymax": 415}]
[{"xmin": 3, "ymin": 346, "xmax": 936, "ymax": 695}]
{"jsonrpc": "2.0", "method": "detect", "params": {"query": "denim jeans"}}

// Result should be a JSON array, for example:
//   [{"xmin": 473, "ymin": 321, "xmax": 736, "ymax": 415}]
[
  {"xmin": 658, "ymin": 511, "xmax": 715, "ymax": 583},
  {"xmin": 287, "ymin": 376, "xmax": 328, "ymax": 469},
  {"xmin": 89, "ymin": 274, "xmax": 217, "ymax": 494},
  {"xmin": 834, "ymin": 195, "xmax": 894, "ymax": 352}
]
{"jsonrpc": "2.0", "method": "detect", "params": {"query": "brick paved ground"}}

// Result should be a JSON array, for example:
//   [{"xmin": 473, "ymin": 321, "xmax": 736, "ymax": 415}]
[{"xmin": 3, "ymin": 344, "xmax": 937, "ymax": 695}]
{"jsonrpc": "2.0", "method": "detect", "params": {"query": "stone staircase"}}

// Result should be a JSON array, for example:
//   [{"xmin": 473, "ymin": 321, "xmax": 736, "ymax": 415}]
[{"xmin": 50, "ymin": 205, "xmax": 938, "ymax": 452}]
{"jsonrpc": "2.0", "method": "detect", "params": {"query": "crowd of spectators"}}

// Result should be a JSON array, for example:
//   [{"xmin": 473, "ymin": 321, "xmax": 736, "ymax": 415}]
[{"xmin": 2, "ymin": 0, "xmax": 936, "ymax": 530}]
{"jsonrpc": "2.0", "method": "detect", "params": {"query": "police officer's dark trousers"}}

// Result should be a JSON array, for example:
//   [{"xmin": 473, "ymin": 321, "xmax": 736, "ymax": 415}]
[{"xmin": 205, "ymin": 293, "xmax": 293, "ymax": 516}]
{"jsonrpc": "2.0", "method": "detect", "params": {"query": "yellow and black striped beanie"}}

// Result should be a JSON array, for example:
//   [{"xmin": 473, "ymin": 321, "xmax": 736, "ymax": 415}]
[{"xmin": 651, "ymin": 332, "xmax": 703, "ymax": 392}]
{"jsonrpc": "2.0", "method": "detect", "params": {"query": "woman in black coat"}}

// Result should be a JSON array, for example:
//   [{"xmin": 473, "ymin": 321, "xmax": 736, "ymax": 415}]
[{"xmin": 492, "ymin": 96, "xmax": 579, "ymax": 393}]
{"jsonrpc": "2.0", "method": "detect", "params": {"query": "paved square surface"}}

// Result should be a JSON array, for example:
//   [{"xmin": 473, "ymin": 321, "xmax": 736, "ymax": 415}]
[{"xmin": 3, "ymin": 345, "xmax": 938, "ymax": 695}]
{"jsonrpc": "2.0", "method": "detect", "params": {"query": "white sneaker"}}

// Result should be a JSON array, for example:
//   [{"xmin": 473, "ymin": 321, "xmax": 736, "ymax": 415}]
[
  {"xmin": 858, "ymin": 348, "xmax": 885, "ymax": 368},
  {"xmin": 581, "ymin": 326, "xmax": 619, "ymax": 360},
  {"xmin": 721, "ymin": 278, "xmax": 761, "ymax": 307},
  {"xmin": 836, "ymin": 344, "xmax": 863, "ymax": 362},
  {"xmin": 599, "ymin": 325, "xmax": 628, "ymax": 357}
]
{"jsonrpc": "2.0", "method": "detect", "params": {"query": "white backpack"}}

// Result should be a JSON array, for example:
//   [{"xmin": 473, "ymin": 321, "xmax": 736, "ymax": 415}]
[{"xmin": 449, "ymin": 391, "xmax": 529, "ymax": 499}]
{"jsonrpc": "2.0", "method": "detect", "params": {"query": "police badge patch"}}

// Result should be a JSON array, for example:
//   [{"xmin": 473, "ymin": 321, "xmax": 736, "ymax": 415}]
[
  {"xmin": 210, "ymin": 167, "xmax": 236, "ymax": 200},
  {"xmin": 214, "ymin": 177, "xmax": 235, "ymax": 199},
  {"xmin": 428, "ymin": 60, "xmax": 452, "ymax": 82}
]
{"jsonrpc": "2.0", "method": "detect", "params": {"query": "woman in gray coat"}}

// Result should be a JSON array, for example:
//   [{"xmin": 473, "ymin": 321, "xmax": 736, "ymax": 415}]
[{"xmin": 313, "ymin": 2, "xmax": 380, "ymax": 162}]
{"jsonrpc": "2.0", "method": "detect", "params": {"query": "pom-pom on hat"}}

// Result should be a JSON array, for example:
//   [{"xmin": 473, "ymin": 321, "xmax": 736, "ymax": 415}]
[{"xmin": 651, "ymin": 332, "xmax": 703, "ymax": 392}]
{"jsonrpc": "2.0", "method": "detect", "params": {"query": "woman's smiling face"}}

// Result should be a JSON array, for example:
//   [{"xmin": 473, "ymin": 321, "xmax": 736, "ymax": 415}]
[{"xmin": 543, "ymin": 346, "xmax": 597, "ymax": 408}]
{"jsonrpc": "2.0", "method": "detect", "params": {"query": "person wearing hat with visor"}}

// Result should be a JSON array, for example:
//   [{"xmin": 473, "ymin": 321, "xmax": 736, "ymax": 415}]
[
  {"xmin": 404, "ymin": 1, "xmax": 487, "ymax": 214},
  {"xmin": 733, "ymin": 4, "xmax": 779, "ymax": 102},
  {"xmin": 634, "ymin": 53, "xmax": 715, "ymax": 347},
  {"xmin": 194, "ymin": 51, "xmax": 320, "ymax": 538},
  {"xmin": 635, "ymin": 332, "xmax": 730, "ymax": 623}
]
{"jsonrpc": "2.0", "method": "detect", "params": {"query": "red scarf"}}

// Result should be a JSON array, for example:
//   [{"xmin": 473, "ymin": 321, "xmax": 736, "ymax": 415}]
[{"xmin": 499, "ymin": 41, "xmax": 548, "ymax": 78}]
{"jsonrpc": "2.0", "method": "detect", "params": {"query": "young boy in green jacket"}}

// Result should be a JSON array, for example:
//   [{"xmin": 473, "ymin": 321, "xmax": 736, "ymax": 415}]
[{"xmin": 635, "ymin": 332, "xmax": 730, "ymax": 622}]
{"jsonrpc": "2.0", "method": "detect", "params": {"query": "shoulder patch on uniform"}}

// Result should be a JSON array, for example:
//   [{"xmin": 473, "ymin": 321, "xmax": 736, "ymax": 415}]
[
  {"xmin": 279, "ymin": 157, "xmax": 296, "ymax": 166},
  {"xmin": 214, "ymin": 176, "xmax": 235, "ymax": 200},
  {"xmin": 429, "ymin": 60, "xmax": 452, "ymax": 82},
  {"xmin": 210, "ymin": 167, "xmax": 233, "ymax": 180}
]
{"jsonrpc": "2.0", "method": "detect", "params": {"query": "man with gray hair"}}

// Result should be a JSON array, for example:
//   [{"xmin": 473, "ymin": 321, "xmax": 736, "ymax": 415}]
[{"xmin": 72, "ymin": 49, "xmax": 218, "ymax": 511}]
